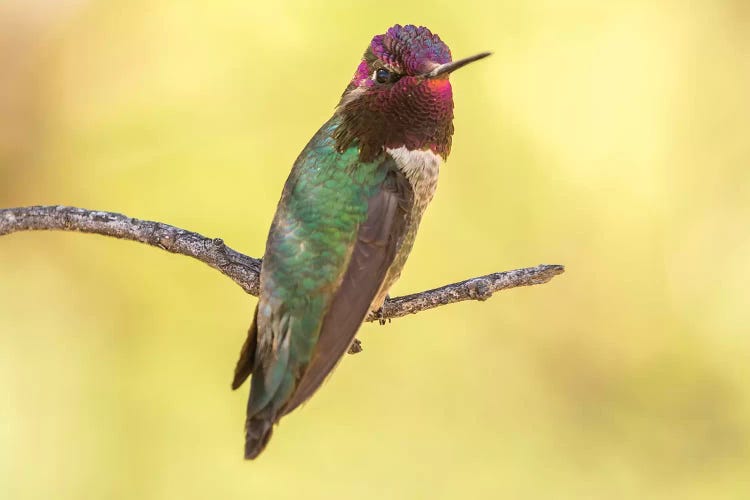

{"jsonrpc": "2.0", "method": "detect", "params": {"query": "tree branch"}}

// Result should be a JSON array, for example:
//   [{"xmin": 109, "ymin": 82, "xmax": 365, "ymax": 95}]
[
  {"xmin": 0, "ymin": 205, "xmax": 262, "ymax": 294},
  {"xmin": 0, "ymin": 206, "xmax": 564, "ymax": 323}
]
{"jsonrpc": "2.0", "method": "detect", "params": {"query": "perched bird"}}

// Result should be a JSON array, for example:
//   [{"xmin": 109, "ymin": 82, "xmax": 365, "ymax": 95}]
[{"xmin": 232, "ymin": 24, "xmax": 490, "ymax": 459}]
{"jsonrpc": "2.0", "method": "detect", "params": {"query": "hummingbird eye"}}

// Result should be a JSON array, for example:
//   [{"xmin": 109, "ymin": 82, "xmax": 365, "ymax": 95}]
[{"xmin": 374, "ymin": 68, "xmax": 399, "ymax": 84}]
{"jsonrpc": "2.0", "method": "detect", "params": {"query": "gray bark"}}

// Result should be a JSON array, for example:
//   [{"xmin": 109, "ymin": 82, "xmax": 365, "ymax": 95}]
[{"xmin": 0, "ymin": 205, "xmax": 564, "ymax": 324}]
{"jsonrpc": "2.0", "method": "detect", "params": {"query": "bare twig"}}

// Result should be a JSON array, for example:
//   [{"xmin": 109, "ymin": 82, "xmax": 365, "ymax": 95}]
[
  {"xmin": 0, "ymin": 205, "xmax": 262, "ymax": 294},
  {"xmin": 0, "ymin": 206, "xmax": 564, "ymax": 323},
  {"xmin": 370, "ymin": 264, "xmax": 564, "ymax": 321}
]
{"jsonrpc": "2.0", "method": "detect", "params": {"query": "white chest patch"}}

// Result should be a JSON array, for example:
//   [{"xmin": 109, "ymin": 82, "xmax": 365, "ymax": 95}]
[{"xmin": 386, "ymin": 146, "xmax": 442, "ymax": 212}]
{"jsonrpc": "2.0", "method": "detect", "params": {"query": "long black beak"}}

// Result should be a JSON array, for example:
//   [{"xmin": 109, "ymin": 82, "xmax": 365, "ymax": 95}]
[{"xmin": 425, "ymin": 52, "xmax": 492, "ymax": 78}]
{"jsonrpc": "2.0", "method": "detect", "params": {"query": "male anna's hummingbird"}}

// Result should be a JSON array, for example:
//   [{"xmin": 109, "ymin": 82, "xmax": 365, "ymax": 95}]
[{"xmin": 231, "ymin": 24, "xmax": 490, "ymax": 459}]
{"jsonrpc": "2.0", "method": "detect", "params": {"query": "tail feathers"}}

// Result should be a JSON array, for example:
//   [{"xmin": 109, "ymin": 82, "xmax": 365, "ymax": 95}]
[
  {"xmin": 245, "ymin": 413, "xmax": 275, "ymax": 460},
  {"xmin": 232, "ymin": 305, "xmax": 259, "ymax": 390}
]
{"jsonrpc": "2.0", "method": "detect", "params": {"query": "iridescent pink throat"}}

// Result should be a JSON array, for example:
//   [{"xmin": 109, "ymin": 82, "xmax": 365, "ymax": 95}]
[{"xmin": 333, "ymin": 74, "xmax": 454, "ymax": 163}]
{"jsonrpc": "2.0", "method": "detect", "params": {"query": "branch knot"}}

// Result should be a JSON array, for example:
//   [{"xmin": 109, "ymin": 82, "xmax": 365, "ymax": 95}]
[{"xmin": 469, "ymin": 279, "xmax": 493, "ymax": 301}]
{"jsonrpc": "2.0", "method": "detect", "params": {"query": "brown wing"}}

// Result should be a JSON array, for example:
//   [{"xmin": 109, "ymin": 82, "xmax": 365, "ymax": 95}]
[{"xmin": 281, "ymin": 163, "xmax": 414, "ymax": 415}]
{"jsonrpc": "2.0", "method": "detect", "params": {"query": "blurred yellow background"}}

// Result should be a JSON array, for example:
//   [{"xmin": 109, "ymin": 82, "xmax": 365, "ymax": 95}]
[{"xmin": 1, "ymin": 0, "xmax": 749, "ymax": 498}]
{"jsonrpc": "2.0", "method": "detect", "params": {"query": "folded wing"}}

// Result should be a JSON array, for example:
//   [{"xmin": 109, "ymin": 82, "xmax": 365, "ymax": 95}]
[{"xmin": 282, "ymin": 161, "xmax": 414, "ymax": 414}]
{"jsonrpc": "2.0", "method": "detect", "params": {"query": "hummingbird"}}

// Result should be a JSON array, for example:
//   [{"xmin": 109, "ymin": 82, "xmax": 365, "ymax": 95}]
[{"xmin": 231, "ymin": 24, "xmax": 490, "ymax": 459}]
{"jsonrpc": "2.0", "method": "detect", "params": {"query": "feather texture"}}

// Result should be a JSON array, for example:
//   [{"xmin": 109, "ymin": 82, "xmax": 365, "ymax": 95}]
[
  {"xmin": 283, "ymin": 165, "xmax": 413, "ymax": 414},
  {"xmin": 232, "ymin": 117, "xmax": 414, "ymax": 458}
]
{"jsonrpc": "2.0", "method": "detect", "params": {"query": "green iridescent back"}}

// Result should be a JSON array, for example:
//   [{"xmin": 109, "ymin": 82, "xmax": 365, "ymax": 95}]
[{"xmin": 248, "ymin": 116, "xmax": 389, "ymax": 415}]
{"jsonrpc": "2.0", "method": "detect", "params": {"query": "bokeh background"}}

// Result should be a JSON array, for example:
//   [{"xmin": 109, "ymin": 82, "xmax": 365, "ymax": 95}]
[{"xmin": 1, "ymin": 0, "xmax": 749, "ymax": 498}]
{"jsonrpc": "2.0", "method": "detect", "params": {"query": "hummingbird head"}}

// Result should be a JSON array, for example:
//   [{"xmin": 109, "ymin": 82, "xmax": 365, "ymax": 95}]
[{"xmin": 333, "ymin": 24, "xmax": 490, "ymax": 162}]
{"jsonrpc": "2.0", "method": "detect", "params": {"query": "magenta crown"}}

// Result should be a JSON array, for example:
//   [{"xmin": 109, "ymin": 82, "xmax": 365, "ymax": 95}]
[{"xmin": 370, "ymin": 24, "xmax": 452, "ymax": 75}]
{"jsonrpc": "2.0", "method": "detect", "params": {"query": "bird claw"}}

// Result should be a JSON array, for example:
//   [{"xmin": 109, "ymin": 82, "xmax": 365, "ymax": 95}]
[
  {"xmin": 374, "ymin": 307, "xmax": 390, "ymax": 325},
  {"xmin": 372, "ymin": 294, "xmax": 392, "ymax": 325},
  {"xmin": 349, "ymin": 297, "xmax": 393, "ymax": 355}
]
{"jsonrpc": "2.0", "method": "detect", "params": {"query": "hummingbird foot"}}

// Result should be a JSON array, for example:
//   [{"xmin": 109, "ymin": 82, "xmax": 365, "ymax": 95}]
[{"xmin": 373, "ymin": 297, "xmax": 391, "ymax": 326}]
